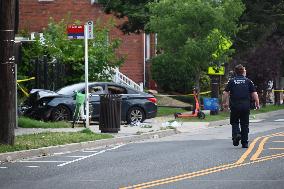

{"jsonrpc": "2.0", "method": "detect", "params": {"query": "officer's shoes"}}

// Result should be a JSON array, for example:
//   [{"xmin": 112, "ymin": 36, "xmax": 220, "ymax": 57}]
[
  {"xmin": 242, "ymin": 143, "xmax": 248, "ymax": 148},
  {"xmin": 232, "ymin": 134, "xmax": 241, "ymax": 146}
]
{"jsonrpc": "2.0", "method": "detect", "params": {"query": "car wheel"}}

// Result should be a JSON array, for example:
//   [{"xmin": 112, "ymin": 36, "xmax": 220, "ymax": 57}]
[
  {"xmin": 127, "ymin": 107, "xmax": 145, "ymax": 124},
  {"xmin": 51, "ymin": 105, "xmax": 71, "ymax": 121}
]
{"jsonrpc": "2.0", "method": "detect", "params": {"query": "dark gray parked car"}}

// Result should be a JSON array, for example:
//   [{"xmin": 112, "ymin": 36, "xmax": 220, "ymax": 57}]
[{"xmin": 20, "ymin": 82, "xmax": 157, "ymax": 124}]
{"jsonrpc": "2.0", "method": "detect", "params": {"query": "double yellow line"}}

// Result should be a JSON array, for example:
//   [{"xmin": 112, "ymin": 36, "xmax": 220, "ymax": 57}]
[{"xmin": 120, "ymin": 132, "xmax": 284, "ymax": 189}]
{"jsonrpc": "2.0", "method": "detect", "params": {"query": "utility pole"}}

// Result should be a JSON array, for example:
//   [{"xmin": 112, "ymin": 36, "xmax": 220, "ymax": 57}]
[{"xmin": 0, "ymin": 0, "xmax": 16, "ymax": 145}]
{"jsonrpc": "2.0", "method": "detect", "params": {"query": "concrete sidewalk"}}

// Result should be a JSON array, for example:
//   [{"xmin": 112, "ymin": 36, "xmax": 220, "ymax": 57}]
[
  {"xmin": 2, "ymin": 109, "xmax": 284, "ymax": 163},
  {"xmin": 14, "ymin": 114, "xmax": 209, "ymax": 137}
]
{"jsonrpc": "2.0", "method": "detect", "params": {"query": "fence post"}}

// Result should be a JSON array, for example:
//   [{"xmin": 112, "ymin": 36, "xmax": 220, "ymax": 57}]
[
  {"xmin": 33, "ymin": 59, "xmax": 38, "ymax": 88},
  {"xmin": 55, "ymin": 59, "xmax": 59, "ymax": 90},
  {"xmin": 43, "ymin": 55, "xmax": 48, "ymax": 89}
]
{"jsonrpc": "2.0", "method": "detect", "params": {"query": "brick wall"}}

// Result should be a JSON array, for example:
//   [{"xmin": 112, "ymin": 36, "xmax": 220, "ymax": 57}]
[{"xmin": 19, "ymin": 0, "xmax": 144, "ymax": 84}]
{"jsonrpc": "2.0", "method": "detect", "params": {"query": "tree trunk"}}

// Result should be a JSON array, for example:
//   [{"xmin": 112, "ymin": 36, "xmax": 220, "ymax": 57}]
[
  {"xmin": 0, "ymin": 0, "xmax": 16, "ymax": 145},
  {"xmin": 274, "ymin": 78, "xmax": 281, "ymax": 105},
  {"xmin": 194, "ymin": 68, "xmax": 200, "ymax": 93},
  {"xmin": 261, "ymin": 89, "xmax": 267, "ymax": 107}
]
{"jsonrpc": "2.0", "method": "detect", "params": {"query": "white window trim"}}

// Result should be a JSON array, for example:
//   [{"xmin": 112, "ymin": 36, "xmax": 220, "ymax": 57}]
[
  {"xmin": 91, "ymin": 0, "xmax": 99, "ymax": 4},
  {"xmin": 145, "ymin": 34, "xmax": 151, "ymax": 61}
]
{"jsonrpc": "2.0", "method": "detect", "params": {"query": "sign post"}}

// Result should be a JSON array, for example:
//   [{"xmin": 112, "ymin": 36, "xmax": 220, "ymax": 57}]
[
  {"xmin": 67, "ymin": 22, "xmax": 94, "ymax": 128},
  {"xmin": 84, "ymin": 24, "xmax": 89, "ymax": 128},
  {"xmin": 208, "ymin": 65, "xmax": 224, "ymax": 115}
]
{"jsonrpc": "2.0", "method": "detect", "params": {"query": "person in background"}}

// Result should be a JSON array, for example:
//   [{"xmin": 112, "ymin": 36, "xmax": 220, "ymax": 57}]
[{"xmin": 222, "ymin": 64, "xmax": 260, "ymax": 148}]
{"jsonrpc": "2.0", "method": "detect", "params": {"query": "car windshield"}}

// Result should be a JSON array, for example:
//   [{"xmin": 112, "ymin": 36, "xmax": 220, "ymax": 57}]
[{"xmin": 56, "ymin": 83, "xmax": 85, "ymax": 95}]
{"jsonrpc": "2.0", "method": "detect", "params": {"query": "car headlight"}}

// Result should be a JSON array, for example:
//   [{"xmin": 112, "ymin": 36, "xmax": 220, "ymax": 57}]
[{"xmin": 38, "ymin": 98, "xmax": 52, "ymax": 108}]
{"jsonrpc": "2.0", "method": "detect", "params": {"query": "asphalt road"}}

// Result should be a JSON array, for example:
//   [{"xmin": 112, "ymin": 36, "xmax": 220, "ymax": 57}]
[{"xmin": 0, "ymin": 114, "xmax": 284, "ymax": 189}]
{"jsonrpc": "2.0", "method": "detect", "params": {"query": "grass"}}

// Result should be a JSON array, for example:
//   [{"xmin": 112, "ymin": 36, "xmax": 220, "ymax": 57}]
[
  {"xmin": 157, "ymin": 106, "xmax": 187, "ymax": 117},
  {"xmin": 18, "ymin": 117, "xmax": 71, "ymax": 128},
  {"xmin": 176, "ymin": 111, "xmax": 230, "ymax": 122},
  {"xmin": 251, "ymin": 104, "xmax": 284, "ymax": 114},
  {"xmin": 0, "ymin": 129, "xmax": 113, "ymax": 153},
  {"xmin": 170, "ymin": 104, "xmax": 284, "ymax": 122}
]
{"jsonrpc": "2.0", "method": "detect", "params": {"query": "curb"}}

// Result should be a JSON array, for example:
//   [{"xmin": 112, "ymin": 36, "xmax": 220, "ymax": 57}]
[{"xmin": 0, "ymin": 129, "xmax": 179, "ymax": 163}]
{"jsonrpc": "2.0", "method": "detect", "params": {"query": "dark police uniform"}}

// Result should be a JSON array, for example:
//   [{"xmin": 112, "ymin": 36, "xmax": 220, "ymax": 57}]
[{"xmin": 224, "ymin": 75, "xmax": 256, "ymax": 145}]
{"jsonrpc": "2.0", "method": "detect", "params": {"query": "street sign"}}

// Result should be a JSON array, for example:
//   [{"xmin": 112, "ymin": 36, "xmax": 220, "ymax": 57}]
[
  {"xmin": 208, "ymin": 66, "xmax": 225, "ymax": 75},
  {"xmin": 86, "ymin": 21, "xmax": 94, "ymax": 39},
  {"xmin": 67, "ymin": 25, "xmax": 84, "ymax": 39}
]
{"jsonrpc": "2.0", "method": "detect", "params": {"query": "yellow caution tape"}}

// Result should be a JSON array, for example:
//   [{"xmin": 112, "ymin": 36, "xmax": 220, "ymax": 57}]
[
  {"xmin": 272, "ymin": 90, "xmax": 284, "ymax": 92},
  {"xmin": 17, "ymin": 83, "xmax": 29, "ymax": 97},
  {"xmin": 156, "ymin": 91, "xmax": 211, "ymax": 97},
  {"xmin": 16, "ymin": 77, "xmax": 35, "ymax": 97},
  {"xmin": 187, "ymin": 91, "xmax": 211, "ymax": 96},
  {"xmin": 17, "ymin": 77, "xmax": 35, "ymax": 83}
]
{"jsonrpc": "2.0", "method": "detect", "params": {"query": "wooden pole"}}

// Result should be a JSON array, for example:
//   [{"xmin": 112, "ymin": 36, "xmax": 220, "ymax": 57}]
[{"xmin": 0, "ymin": 0, "xmax": 16, "ymax": 145}]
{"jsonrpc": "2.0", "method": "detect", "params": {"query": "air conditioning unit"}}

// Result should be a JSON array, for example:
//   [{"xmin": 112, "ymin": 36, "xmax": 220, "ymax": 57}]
[{"xmin": 91, "ymin": 0, "xmax": 99, "ymax": 4}]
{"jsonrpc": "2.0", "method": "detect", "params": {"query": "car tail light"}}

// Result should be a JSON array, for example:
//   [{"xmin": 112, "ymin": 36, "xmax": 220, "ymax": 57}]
[{"xmin": 147, "ymin": 97, "xmax": 157, "ymax": 104}]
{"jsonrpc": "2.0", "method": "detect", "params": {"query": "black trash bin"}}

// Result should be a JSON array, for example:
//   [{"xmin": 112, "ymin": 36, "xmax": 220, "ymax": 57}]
[{"xmin": 99, "ymin": 94, "xmax": 122, "ymax": 133}]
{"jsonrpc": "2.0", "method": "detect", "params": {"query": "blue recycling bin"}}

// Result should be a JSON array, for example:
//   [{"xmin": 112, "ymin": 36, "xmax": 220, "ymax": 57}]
[{"xmin": 203, "ymin": 98, "xmax": 219, "ymax": 111}]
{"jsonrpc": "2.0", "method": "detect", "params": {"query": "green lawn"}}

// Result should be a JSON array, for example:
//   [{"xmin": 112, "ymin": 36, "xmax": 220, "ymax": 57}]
[
  {"xmin": 157, "ymin": 106, "xmax": 188, "ymax": 117},
  {"xmin": 251, "ymin": 104, "xmax": 284, "ymax": 114},
  {"xmin": 170, "ymin": 104, "xmax": 284, "ymax": 122},
  {"xmin": 175, "ymin": 111, "xmax": 230, "ymax": 122},
  {"xmin": 18, "ymin": 117, "xmax": 71, "ymax": 128},
  {"xmin": 0, "ymin": 129, "xmax": 113, "ymax": 153}
]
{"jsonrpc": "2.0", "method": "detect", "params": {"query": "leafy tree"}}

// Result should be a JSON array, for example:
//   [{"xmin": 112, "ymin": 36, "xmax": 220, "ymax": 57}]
[
  {"xmin": 98, "ymin": 0, "xmax": 152, "ymax": 34},
  {"xmin": 147, "ymin": 0, "xmax": 244, "ymax": 93},
  {"xmin": 233, "ymin": 0, "xmax": 284, "ymax": 105},
  {"xmin": 21, "ymin": 18, "xmax": 124, "ymax": 86},
  {"xmin": 235, "ymin": 0, "xmax": 284, "ymax": 52}
]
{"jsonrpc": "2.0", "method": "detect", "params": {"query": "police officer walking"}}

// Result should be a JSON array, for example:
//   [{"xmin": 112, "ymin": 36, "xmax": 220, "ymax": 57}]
[{"xmin": 222, "ymin": 64, "xmax": 260, "ymax": 148}]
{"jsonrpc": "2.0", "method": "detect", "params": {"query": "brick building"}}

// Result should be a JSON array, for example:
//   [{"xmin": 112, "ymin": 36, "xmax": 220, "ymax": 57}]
[{"xmin": 19, "ymin": 0, "xmax": 157, "ymax": 89}]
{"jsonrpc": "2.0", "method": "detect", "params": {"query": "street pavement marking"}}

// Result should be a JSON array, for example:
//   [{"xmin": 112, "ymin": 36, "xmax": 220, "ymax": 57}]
[
  {"xmin": 57, "ymin": 144, "xmax": 125, "ymax": 167},
  {"xmin": 82, "ymin": 150, "xmax": 98, "ymax": 153},
  {"xmin": 0, "ymin": 167, "xmax": 7, "ymax": 169},
  {"xmin": 236, "ymin": 131, "xmax": 284, "ymax": 164},
  {"xmin": 269, "ymin": 148, "xmax": 284, "ymax": 150},
  {"xmin": 65, "ymin": 156, "xmax": 87, "ymax": 158},
  {"xmin": 250, "ymin": 137, "xmax": 270, "ymax": 161},
  {"xmin": 249, "ymin": 119, "xmax": 264, "ymax": 123},
  {"xmin": 120, "ymin": 132, "xmax": 284, "ymax": 189},
  {"xmin": 54, "ymin": 152, "xmax": 65, "ymax": 155},
  {"xmin": 250, "ymin": 132, "xmax": 284, "ymax": 161},
  {"xmin": 236, "ymin": 137, "xmax": 261, "ymax": 164},
  {"xmin": 57, "ymin": 151, "xmax": 106, "ymax": 167},
  {"xmin": 120, "ymin": 153, "xmax": 284, "ymax": 189},
  {"xmin": 274, "ymin": 119, "xmax": 284, "ymax": 122},
  {"xmin": 19, "ymin": 160, "xmax": 68, "ymax": 163},
  {"xmin": 26, "ymin": 166, "xmax": 39, "ymax": 168}
]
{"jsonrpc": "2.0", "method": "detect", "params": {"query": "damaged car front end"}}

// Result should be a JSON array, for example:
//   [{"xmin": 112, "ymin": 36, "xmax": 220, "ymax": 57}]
[{"xmin": 19, "ymin": 89, "xmax": 75, "ymax": 121}]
